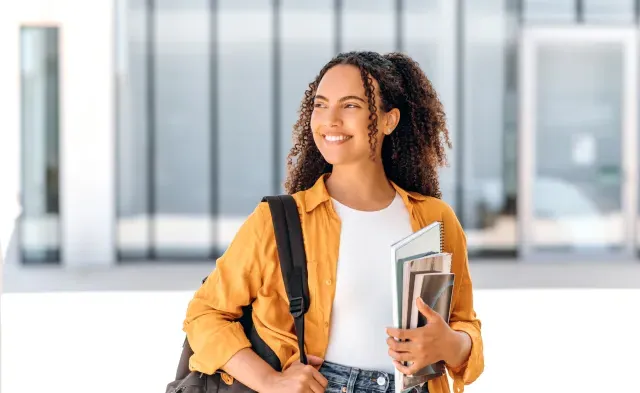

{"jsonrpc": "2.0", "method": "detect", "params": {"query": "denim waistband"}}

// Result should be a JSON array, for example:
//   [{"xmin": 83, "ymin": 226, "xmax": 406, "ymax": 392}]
[
  {"xmin": 319, "ymin": 360, "xmax": 429, "ymax": 393},
  {"xmin": 319, "ymin": 360, "xmax": 395, "ymax": 393}
]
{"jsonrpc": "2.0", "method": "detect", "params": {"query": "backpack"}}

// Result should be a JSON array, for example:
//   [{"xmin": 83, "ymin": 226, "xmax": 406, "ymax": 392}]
[{"xmin": 166, "ymin": 195, "xmax": 310, "ymax": 393}]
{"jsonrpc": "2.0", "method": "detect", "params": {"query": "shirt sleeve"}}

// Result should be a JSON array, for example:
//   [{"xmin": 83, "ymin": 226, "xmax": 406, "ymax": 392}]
[
  {"xmin": 443, "ymin": 206, "xmax": 484, "ymax": 393},
  {"xmin": 182, "ymin": 203, "xmax": 268, "ymax": 375}
]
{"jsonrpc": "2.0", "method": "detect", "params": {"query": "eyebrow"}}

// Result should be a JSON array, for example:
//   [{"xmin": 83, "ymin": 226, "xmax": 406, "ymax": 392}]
[{"xmin": 314, "ymin": 94, "xmax": 367, "ymax": 104}]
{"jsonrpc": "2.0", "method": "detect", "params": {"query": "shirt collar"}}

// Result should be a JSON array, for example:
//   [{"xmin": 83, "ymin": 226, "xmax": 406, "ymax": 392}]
[{"xmin": 303, "ymin": 173, "xmax": 428, "ymax": 213}]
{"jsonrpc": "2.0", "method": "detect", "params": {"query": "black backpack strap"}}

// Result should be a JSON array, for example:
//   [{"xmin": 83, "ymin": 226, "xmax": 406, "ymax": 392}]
[{"xmin": 262, "ymin": 195, "xmax": 310, "ymax": 365}]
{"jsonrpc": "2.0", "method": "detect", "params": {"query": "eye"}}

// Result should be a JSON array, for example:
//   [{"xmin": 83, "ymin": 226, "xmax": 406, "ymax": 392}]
[
  {"xmin": 313, "ymin": 102, "xmax": 326, "ymax": 108},
  {"xmin": 344, "ymin": 103, "xmax": 359, "ymax": 109}
]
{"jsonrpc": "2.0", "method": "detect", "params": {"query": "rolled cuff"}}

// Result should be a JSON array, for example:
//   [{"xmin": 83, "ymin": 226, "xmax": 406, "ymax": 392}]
[
  {"xmin": 187, "ymin": 321, "xmax": 252, "ymax": 375},
  {"xmin": 446, "ymin": 321, "xmax": 484, "ymax": 393}
]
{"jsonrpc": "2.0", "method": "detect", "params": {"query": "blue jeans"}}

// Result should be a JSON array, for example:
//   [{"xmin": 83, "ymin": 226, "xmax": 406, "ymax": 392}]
[{"xmin": 319, "ymin": 360, "xmax": 428, "ymax": 393}]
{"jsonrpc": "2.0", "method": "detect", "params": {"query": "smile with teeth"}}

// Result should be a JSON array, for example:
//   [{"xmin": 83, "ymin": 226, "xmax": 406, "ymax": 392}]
[{"xmin": 324, "ymin": 134, "xmax": 352, "ymax": 142}]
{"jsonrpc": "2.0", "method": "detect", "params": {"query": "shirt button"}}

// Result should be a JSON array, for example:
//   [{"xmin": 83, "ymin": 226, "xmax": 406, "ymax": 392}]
[
  {"xmin": 324, "ymin": 321, "xmax": 329, "ymax": 328},
  {"xmin": 377, "ymin": 376, "xmax": 386, "ymax": 386},
  {"xmin": 325, "ymin": 279, "xmax": 332, "ymax": 285}
]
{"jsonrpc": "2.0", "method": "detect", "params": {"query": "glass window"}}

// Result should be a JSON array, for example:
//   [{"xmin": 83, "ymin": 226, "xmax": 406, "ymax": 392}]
[
  {"xmin": 584, "ymin": 0, "xmax": 635, "ymax": 23},
  {"xmin": 154, "ymin": 0, "xmax": 213, "ymax": 259},
  {"xmin": 117, "ymin": 0, "xmax": 215, "ymax": 260},
  {"xmin": 403, "ymin": 0, "xmax": 458, "ymax": 208},
  {"xmin": 116, "ymin": 0, "xmax": 151, "ymax": 260},
  {"xmin": 524, "ymin": 0, "xmax": 576, "ymax": 23},
  {"xmin": 217, "ymin": 0, "xmax": 275, "ymax": 249},
  {"xmin": 533, "ymin": 43, "xmax": 625, "ymax": 252},
  {"xmin": 279, "ymin": 1, "xmax": 335, "ymax": 190},
  {"xmin": 462, "ymin": 0, "xmax": 516, "ymax": 255},
  {"xmin": 341, "ymin": 0, "xmax": 395, "ymax": 52},
  {"xmin": 20, "ymin": 26, "xmax": 61, "ymax": 263}
]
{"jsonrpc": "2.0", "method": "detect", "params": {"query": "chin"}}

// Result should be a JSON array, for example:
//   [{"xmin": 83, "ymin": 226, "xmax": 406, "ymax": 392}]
[
  {"xmin": 319, "ymin": 152, "xmax": 365, "ymax": 167},
  {"xmin": 314, "ymin": 138, "xmax": 368, "ymax": 166},
  {"xmin": 320, "ymin": 154, "xmax": 348, "ymax": 166}
]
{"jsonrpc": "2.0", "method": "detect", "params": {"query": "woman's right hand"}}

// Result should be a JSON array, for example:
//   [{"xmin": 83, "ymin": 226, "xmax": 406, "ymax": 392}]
[{"xmin": 263, "ymin": 355, "xmax": 328, "ymax": 393}]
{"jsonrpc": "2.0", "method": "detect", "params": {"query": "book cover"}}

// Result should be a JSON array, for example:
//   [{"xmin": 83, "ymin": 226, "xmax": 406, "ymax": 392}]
[
  {"xmin": 401, "ymin": 253, "xmax": 452, "ymax": 330},
  {"xmin": 398, "ymin": 271, "xmax": 455, "ymax": 392}
]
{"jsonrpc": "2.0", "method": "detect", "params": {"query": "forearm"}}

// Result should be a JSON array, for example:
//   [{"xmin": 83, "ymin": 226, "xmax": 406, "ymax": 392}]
[
  {"xmin": 444, "ymin": 330, "xmax": 472, "ymax": 368},
  {"xmin": 221, "ymin": 348, "xmax": 280, "ymax": 392}
]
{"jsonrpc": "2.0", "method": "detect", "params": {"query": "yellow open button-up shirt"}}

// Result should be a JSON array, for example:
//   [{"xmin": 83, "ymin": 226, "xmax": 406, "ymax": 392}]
[{"xmin": 183, "ymin": 174, "xmax": 484, "ymax": 393}]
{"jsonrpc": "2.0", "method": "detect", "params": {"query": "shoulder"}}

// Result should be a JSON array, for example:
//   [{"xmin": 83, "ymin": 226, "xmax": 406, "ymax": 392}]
[
  {"xmin": 411, "ymin": 195, "xmax": 466, "ymax": 246},
  {"xmin": 412, "ymin": 195, "xmax": 460, "ymax": 225},
  {"xmin": 255, "ymin": 189, "xmax": 310, "ymax": 219},
  {"xmin": 251, "ymin": 190, "xmax": 312, "ymax": 244}
]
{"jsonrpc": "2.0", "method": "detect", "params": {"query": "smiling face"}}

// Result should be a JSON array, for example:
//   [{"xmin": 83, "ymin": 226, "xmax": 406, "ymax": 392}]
[{"xmin": 310, "ymin": 64, "xmax": 399, "ymax": 167}]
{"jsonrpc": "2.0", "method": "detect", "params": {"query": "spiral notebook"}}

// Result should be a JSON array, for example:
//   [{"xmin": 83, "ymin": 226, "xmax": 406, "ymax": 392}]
[{"xmin": 390, "ymin": 222, "xmax": 455, "ymax": 393}]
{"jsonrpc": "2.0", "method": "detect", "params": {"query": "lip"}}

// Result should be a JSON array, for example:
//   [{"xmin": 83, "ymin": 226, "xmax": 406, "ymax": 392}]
[{"xmin": 321, "ymin": 131, "xmax": 352, "ymax": 137}]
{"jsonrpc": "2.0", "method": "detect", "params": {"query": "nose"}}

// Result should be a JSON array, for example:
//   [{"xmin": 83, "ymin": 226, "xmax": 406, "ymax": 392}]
[{"xmin": 324, "ymin": 106, "xmax": 342, "ymax": 128}]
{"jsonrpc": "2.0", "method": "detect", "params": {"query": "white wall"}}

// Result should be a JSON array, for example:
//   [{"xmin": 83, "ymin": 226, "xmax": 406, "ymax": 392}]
[
  {"xmin": 1, "ymin": 288, "xmax": 637, "ymax": 393},
  {"xmin": 0, "ymin": 0, "xmax": 115, "ymax": 267}
]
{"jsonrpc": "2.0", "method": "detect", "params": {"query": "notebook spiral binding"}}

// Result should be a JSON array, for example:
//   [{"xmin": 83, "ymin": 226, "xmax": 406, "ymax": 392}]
[{"xmin": 438, "ymin": 220, "xmax": 445, "ymax": 253}]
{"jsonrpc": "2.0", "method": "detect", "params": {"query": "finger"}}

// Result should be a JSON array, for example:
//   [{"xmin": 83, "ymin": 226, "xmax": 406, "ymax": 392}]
[
  {"xmin": 393, "ymin": 359, "xmax": 426, "ymax": 377},
  {"xmin": 393, "ymin": 360, "xmax": 415, "ymax": 376},
  {"xmin": 308, "ymin": 372, "xmax": 326, "ymax": 393},
  {"xmin": 386, "ymin": 327, "xmax": 413, "ymax": 340},
  {"xmin": 289, "ymin": 361, "xmax": 305, "ymax": 371},
  {"xmin": 307, "ymin": 354, "xmax": 325, "ymax": 368},
  {"xmin": 311, "ymin": 367, "xmax": 329, "ymax": 388},
  {"xmin": 386, "ymin": 336, "xmax": 412, "ymax": 352},
  {"xmin": 416, "ymin": 297, "xmax": 439, "ymax": 321},
  {"xmin": 388, "ymin": 349, "xmax": 413, "ymax": 363}
]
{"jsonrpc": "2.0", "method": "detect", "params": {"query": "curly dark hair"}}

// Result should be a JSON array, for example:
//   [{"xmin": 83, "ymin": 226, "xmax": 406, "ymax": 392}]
[{"xmin": 284, "ymin": 51, "xmax": 451, "ymax": 198}]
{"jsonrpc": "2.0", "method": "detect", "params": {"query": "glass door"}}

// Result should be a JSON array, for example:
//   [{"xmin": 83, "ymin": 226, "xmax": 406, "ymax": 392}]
[{"xmin": 518, "ymin": 27, "xmax": 638, "ymax": 259}]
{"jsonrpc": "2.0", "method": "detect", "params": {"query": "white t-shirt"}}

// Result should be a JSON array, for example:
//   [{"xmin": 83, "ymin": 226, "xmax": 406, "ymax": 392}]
[{"xmin": 323, "ymin": 192, "xmax": 413, "ymax": 373}]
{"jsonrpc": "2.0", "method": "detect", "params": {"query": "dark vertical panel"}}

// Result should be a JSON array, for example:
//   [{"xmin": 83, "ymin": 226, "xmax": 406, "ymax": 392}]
[
  {"xmin": 334, "ymin": 0, "xmax": 342, "ymax": 53},
  {"xmin": 517, "ymin": 0, "xmax": 524, "ymax": 23},
  {"xmin": 455, "ymin": 0, "xmax": 465, "ymax": 224},
  {"xmin": 576, "ymin": 0, "xmax": 584, "ymax": 22},
  {"xmin": 19, "ymin": 26, "xmax": 61, "ymax": 264},
  {"xmin": 210, "ymin": 0, "xmax": 219, "ymax": 258},
  {"xmin": 146, "ymin": 0, "xmax": 156, "ymax": 260},
  {"xmin": 395, "ymin": 0, "xmax": 403, "ymax": 51},
  {"xmin": 273, "ymin": 0, "xmax": 282, "ymax": 195},
  {"xmin": 635, "ymin": 0, "xmax": 639, "ymax": 23}
]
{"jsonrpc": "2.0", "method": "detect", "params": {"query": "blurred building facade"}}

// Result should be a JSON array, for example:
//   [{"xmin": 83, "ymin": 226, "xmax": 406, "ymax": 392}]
[{"xmin": 3, "ymin": 0, "xmax": 640, "ymax": 267}]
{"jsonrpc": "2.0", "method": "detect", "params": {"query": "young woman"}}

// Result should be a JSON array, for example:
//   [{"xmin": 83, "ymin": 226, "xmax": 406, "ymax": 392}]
[{"xmin": 183, "ymin": 51, "xmax": 484, "ymax": 393}]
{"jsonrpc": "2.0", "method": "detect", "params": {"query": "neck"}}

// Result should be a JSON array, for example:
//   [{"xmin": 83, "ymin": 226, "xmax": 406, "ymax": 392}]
[{"xmin": 325, "ymin": 159, "xmax": 396, "ymax": 211}]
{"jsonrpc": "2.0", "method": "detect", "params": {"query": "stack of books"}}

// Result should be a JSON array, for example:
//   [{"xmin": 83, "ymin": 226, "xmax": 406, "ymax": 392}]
[{"xmin": 390, "ymin": 221, "xmax": 455, "ymax": 393}]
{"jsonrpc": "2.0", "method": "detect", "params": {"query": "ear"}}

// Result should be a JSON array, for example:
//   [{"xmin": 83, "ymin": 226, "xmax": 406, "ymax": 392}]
[{"xmin": 383, "ymin": 108, "xmax": 400, "ymax": 135}]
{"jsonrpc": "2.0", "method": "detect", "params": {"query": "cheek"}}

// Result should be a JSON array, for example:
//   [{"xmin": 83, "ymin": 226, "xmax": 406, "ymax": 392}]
[
  {"xmin": 345, "ymin": 112, "xmax": 374, "ymax": 136},
  {"xmin": 309, "ymin": 110, "xmax": 318, "ymax": 130},
  {"xmin": 309, "ymin": 112, "xmax": 322, "ymax": 145},
  {"xmin": 310, "ymin": 109, "xmax": 326, "ymax": 134}
]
